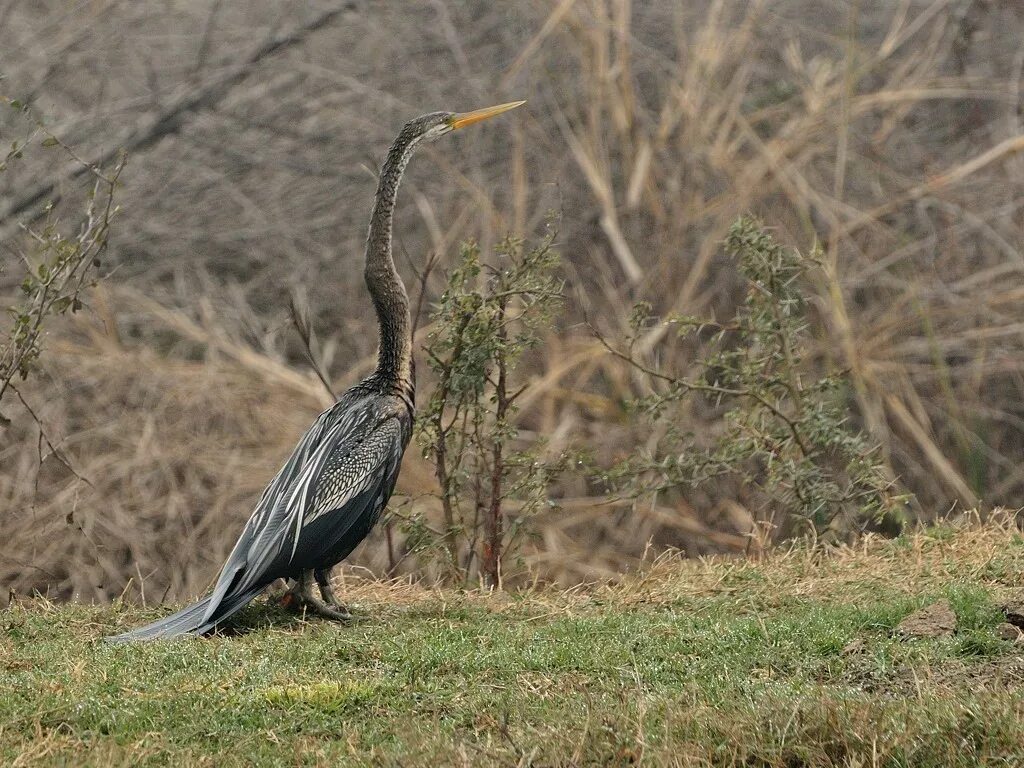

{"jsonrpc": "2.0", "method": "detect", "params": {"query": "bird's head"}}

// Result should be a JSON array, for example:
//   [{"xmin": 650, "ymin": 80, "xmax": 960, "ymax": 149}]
[{"xmin": 407, "ymin": 100, "xmax": 526, "ymax": 142}]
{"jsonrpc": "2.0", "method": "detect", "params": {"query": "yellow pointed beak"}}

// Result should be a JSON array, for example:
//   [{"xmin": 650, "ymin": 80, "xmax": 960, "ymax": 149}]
[{"xmin": 450, "ymin": 100, "xmax": 525, "ymax": 130}]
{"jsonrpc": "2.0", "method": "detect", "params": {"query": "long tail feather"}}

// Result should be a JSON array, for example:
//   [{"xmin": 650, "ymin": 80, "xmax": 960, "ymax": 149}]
[{"xmin": 105, "ymin": 586, "xmax": 263, "ymax": 643}]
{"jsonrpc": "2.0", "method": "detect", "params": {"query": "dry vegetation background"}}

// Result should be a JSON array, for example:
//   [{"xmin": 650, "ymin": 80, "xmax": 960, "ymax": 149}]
[{"xmin": 2, "ymin": 0, "xmax": 1023, "ymax": 603}]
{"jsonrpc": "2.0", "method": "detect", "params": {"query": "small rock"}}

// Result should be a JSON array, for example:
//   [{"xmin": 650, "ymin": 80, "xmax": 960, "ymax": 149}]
[
  {"xmin": 996, "ymin": 622, "xmax": 1023, "ymax": 642},
  {"xmin": 894, "ymin": 599, "xmax": 957, "ymax": 639},
  {"xmin": 1001, "ymin": 599, "xmax": 1024, "ymax": 629}
]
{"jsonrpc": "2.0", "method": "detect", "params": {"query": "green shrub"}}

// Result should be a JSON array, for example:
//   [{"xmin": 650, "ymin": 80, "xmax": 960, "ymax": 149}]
[
  {"xmin": 602, "ymin": 216, "xmax": 907, "ymax": 540},
  {"xmin": 408, "ymin": 227, "xmax": 568, "ymax": 585}
]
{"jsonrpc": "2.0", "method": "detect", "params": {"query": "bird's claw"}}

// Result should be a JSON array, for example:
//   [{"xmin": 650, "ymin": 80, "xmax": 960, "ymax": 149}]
[{"xmin": 279, "ymin": 570, "xmax": 352, "ymax": 622}]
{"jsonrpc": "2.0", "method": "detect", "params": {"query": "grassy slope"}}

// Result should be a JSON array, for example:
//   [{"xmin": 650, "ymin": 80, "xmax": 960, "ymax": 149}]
[{"xmin": 3, "ymin": 520, "xmax": 1024, "ymax": 767}]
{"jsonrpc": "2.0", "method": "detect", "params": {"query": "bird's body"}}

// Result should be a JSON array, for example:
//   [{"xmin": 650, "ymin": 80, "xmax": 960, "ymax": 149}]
[
  {"xmin": 107, "ymin": 101, "xmax": 523, "ymax": 642},
  {"xmin": 108, "ymin": 381, "xmax": 411, "ymax": 641}
]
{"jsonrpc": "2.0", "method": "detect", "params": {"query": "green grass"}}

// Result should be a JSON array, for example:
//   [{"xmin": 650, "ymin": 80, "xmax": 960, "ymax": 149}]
[{"xmin": 3, "ymin": 519, "xmax": 1024, "ymax": 766}]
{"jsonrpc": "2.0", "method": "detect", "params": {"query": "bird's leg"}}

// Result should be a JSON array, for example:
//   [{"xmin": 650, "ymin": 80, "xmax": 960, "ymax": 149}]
[
  {"xmin": 314, "ymin": 567, "xmax": 350, "ymax": 615},
  {"xmin": 297, "ymin": 569, "xmax": 351, "ymax": 622}
]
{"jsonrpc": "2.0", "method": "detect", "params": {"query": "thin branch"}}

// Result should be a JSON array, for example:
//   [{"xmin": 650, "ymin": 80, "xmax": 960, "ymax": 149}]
[
  {"xmin": 13, "ymin": 387, "xmax": 92, "ymax": 488},
  {"xmin": 411, "ymin": 251, "xmax": 439, "ymax": 337},
  {"xmin": 0, "ymin": 3, "xmax": 352, "ymax": 238},
  {"xmin": 289, "ymin": 290, "xmax": 336, "ymax": 401},
  {"xmin": 591, "ymin": 320, "xmax": 812, "ymax": 456}
]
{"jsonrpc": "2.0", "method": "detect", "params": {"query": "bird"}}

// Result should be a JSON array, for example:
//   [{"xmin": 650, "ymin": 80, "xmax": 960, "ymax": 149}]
[{"xmin": 107, "ymin": 100, "xmax": 525, "ymax": 642}]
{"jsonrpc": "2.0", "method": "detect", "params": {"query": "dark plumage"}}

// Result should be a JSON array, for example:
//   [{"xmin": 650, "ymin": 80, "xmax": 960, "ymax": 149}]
[{"xmin": 107, "ymin": 102, "xmax": 524, "ymax": 642}]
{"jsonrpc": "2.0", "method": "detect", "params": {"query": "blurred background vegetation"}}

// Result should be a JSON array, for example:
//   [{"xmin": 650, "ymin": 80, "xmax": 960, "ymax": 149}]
[{"xmin": 2, "ymin": 0, "xmax": 1023, "ymax": 603}]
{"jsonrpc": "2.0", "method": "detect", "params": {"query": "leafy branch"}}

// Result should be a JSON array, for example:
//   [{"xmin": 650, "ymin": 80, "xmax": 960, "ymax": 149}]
[
  {"xmin": 1, "ymin": 98, "xmax": 126, "ymax": 441},
  {"xmin": 600, "ymin": 216, "xmax": 908, "ymax": 540},
  {"xmin": 406, "ymin": 226, "xmax": 568, "ymax": 586}
]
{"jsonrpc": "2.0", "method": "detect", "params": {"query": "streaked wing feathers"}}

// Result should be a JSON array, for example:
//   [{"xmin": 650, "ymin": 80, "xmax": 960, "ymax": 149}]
[
  {"xmin": 310, "ymin": 418, "xmax": 403, "ymax": 522},
  {"xmin": 200, "ymin": 393, "xmax": 405, "ymax": 622}
]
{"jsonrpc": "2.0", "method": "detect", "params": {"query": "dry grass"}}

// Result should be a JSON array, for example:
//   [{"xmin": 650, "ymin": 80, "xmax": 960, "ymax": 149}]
[
  {"xmin": 618, "ymin": 510, "xmax": 1024, "ymax": 608},
  {"xmin": 2, "ymin": 1, "xmax": 1024, "ymax": 601}
]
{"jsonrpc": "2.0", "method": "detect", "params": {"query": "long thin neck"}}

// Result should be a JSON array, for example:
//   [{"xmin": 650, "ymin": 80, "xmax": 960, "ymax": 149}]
[{"xmin": 365, "ymin": 126, "xmax": 421, "ymax": 387}]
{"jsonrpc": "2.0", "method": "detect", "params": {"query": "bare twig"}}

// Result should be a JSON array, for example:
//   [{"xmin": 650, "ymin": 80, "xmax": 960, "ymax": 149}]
[
  {"xmin": 0, "ymin": 3, "xmax": 352, "ymax": 238},
  {"xmin": 289, "ymin": 290, "xmax": 336, "ymax": 401}
]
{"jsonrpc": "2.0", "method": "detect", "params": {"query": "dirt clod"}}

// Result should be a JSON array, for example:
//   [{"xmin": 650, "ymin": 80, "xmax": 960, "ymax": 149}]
[
  {"xmin": 1000, "ymin": 599, "xmax": 1024, "ymax": 629},
  {"xmin": 841, "ymin": 638, "xmax": 866, "ymax": 656},
  {"xmin": 895, "ymin": 599, "xmax": 957, "ymax": 639},
  {"xmin": 995, "ymin": 623, "xmax": 1023, "ymax": 642}
]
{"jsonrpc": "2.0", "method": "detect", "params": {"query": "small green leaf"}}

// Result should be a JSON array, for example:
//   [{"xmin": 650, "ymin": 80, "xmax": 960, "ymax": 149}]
[{"xmin": 41, "ymin": 137, "xmax": 59, "ymax": 148}]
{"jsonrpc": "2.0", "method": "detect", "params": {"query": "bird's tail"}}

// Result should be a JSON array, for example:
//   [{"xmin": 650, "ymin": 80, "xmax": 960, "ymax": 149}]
[{"xmin": 104, "ymin": 586, "xmax": 263, "ymax": 643}]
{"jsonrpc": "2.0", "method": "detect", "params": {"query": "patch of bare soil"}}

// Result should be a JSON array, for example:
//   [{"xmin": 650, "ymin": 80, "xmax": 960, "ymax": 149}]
[
  {"xmin": 841, "ymin": 654, "xmax": 1024, "ymax": 698},
  {"xmin": 995, "ymin": 623, "xmax": 1023, "ymax": 642},
  {"xmin": 894, "ymin": 600, "xmax": 957, "ymax": 639}
]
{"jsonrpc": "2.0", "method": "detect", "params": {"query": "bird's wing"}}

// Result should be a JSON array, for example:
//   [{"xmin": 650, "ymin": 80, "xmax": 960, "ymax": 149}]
[
  {"xmin": 201, "ymin": 395, "xmax": 402, "ymax": 620},
  {"xmin": 283, "ymin": 414, "xmax": 407, "ymax": 566}
]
